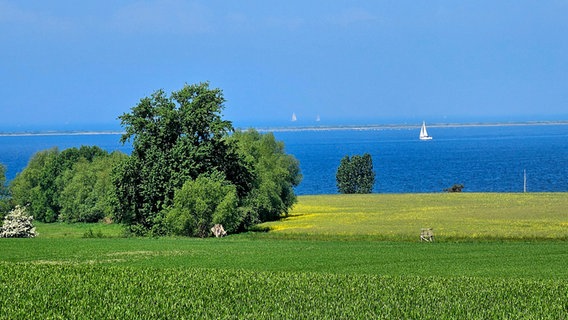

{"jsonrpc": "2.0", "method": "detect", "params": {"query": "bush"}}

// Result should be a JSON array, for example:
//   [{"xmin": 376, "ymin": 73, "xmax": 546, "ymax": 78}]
[
  {"xmin": 165, "ymin": 172, "xmax": 240, "ymax": 237},
  {"xmin": 82, "ymin": 228, "xmax": 105, "ymax": 238},
  {"xmin": 444, "ymin": 184, "xmax": 464, "ymax": 192},
  {"xmin": 0, "ymin": 206, "xmax": 37, "ymax": 238}
]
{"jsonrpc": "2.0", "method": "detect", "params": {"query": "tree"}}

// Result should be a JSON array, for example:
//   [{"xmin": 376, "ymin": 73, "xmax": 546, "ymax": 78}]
[
  {"xmin": 113, "ymin": 82, "xmax": 253, "ymax": 234},
  {"xmin": 59, "ymin": 152, "xmax": 127, "ymax": 222},
  {"xmin": 165, "ymin": 172, "xmax": 239, "ymax": 237},
  {"xmin": 0, "ymin": 164, "xmax": 6, "ymax": 197},
  {"xmin": 231, "ymin": 129, "xmax": 302, "ymax": 223},
  {"xmin": 336, "ymin": 153, "xmax": 375, "ymax": 194},
  {"xmin": 10, "ymin": 146, "xmax": 114, "ymax": 222},
  {"xmin": 0, "ymin": 164, "xmax": 10, "ymax": 218},
  {"xmin": 10, "ymin": 148, "xmax": 60, "ymax": 222}
]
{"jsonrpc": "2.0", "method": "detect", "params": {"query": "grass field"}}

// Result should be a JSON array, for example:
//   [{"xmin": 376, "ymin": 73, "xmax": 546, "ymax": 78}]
[
  {"xmin": 261, "ymin": 193, "xmax": 568, "ymax": 241},
  {"xmin": 1, "ymin": 193, "xmax": 567, "ymax": 318}
]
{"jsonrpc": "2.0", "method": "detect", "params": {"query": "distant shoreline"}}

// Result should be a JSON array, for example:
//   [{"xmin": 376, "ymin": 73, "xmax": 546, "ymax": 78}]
[
  {"xmin": 253, "ymin": 120, "xmax": 568, "ymax": 133},
  {"xmin": 0, "ymin": 131, "xmax": 125, "ymax": 137},
  {"xmin": 1, "ymin": 120, "xmax": 567, "ymax": 136}
]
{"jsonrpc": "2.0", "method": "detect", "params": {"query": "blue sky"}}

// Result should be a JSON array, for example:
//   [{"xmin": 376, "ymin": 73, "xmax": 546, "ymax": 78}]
[{"xmin": 1, "ymin": 1, "xmax": 568, "ymax": 130}]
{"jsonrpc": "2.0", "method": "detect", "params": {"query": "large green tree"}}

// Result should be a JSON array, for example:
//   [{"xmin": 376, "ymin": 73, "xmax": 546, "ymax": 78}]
[
  {"xmin": 230, "ymin": 129, "xmax": 302, "ymax": 223},
  {"xmin": 113, "ymin": 82, "xmax": 253, "ymax": 234},
  {"xmin": 336, "ymin": 153, "xmax": 375, "ymax": 194}
]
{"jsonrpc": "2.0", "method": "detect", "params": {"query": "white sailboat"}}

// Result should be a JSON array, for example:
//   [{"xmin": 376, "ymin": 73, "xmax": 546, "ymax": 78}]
[
  {"xmin": 419, "ymin": 121, "xmax": 433, "ymax": 140},
  {"xmin": 291, "ymin": 112, "xmax": 297, "ymax": 122}
]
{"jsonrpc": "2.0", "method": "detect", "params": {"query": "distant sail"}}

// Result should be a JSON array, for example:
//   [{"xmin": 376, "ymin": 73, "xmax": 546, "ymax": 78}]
[
  {"xmin": 419, "ymin": 121, "xmax": 433, "ymax": 140},
  {"xmin": 316, "ymin": 114, "xmax": 320, "ymax": 122},
  {"xmin": 291, "ymin": 112, "xmax": 297, "ymax": 122}
]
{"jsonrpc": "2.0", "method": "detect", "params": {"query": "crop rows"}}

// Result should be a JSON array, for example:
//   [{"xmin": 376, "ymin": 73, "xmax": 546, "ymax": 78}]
[{"xmin": 1, "ymin": 263, "xmax": 567, "ymax": 319}]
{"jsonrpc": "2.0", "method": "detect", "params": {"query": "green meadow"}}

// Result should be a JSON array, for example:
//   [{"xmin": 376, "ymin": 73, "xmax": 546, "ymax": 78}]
[
  {"xmin": 262, "ymin": 193, "xmax": 568, "ymax": 241},
  {"xmin": 1, "ymin": 193, "xmax": 568, "ymax": 319}
]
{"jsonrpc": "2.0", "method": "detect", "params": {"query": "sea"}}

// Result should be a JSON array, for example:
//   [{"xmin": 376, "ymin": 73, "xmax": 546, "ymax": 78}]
[{"xmin": 1, "ymin": 123, "xmax": 567, "ymax": 195}]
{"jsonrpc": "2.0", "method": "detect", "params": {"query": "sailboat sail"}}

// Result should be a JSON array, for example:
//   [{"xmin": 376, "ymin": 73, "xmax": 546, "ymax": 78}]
[
  {"xmin": 291, "ymin": 112, "xmax": 297, "ymax": 122},
  {"xmin": 419, "ymin": 121, "xmax": 432, "ymax": 140}
]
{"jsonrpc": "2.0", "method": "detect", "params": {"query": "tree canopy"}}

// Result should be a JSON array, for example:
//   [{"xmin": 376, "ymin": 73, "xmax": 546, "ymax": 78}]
[
  {"xmin": 10, "ymin": 146, "xmax": 120, "ymax": 222},
  {"xmin": 113, "ymin": 83, "xmax": 301, "ymax": 236},
  {"xmin": 113, "ymin": 82, "xmax": 254, "ymax": 235},
  {"xmin": 0, "ymin": 164, "xmax": 10, "ymax": 217},
  {"xmin": 230, "ymin": 129, "xmax": 302, "ymax": 223},
  {"xmin": 336, "ymin": 153, "xmax": 375, "ymax": 194},
  {"xmin": 165, "ymin": 171, "xmax": 239, "ymax": 238}
]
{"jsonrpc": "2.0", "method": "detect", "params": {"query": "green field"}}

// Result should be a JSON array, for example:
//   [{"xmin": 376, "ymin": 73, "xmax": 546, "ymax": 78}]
[
  {"xmin": 261, "ymin": 193, "xmax": 568, "ymax": 241},
  {"xmin": 1, "ymin": 193, "xmax": 567, "ymax": 318}
]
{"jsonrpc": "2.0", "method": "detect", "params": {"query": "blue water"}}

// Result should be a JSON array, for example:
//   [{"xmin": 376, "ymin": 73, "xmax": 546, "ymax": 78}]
[
  {"xmin": 1, "ymin": 124, "xmax": 567, "ymax": 194},
  {"xmin": 0, "ymin": 134, "xmax": 130, "ymax": 181},
  {"xmin": 273, "ymin": 124, "xmax": 568, "ymax": 194}
]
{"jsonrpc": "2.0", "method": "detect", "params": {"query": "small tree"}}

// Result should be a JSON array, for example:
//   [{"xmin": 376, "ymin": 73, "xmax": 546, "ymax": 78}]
[
  {"xmin": 165, "ymin": 172, "xmax": 240, "ymax": 238},
  {"xmin": 0, "ymin": 206, "xmax": 37, "ymax": 238},
  {"xmin": 230, "ymin": 129, "xmax": 302, "ymax": 223},
  {"xmin": 336, "ymin": 153, "xmax": 375, "ymax": 194}
]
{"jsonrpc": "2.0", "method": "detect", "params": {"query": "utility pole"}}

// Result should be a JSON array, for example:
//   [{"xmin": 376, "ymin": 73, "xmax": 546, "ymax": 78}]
[{"xmin": 523, "ymin": 169, "xmax": 527, "ymax": 193}]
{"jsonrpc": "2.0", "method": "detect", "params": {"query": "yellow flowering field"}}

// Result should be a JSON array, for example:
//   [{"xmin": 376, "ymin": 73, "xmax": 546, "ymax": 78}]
[{"xmin": 260, "ymin": 193, "xmax": 568, "ymax": 241}]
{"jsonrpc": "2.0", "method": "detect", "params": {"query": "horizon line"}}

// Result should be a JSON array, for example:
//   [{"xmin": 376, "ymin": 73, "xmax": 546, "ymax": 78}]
[{"xmin": 1, "ymin": 120, "xmax": 568, "ymax": 136}]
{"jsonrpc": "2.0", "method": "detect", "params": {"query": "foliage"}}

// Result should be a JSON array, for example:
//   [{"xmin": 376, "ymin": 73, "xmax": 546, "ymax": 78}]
[
  {"xmin": 113, "ymin": 82, "xmax": 253, "ymax": 235},
  {"xmin": 0, "ymin": 205, "xmax": 36, "ymax": 238},
  {"xmin": 444, "ymin": 184, "xmax": 465, "ymax": 192},
  {"xmin": 0, "ymin": 164, "xmax": 7, "ymax": 198},
  {"xmin": 10, "ymin": 148, "xmax": 60, "ymax": 222},
  {"xmin": 0, "ymin": 164, "xmax": 9, "ymax": 218},
  {"xmin": 10, "ymin": 146, "xmax": 120, "ymax": 223},
  {"xmin": 82, "ymin": 228, "xmax": 105, "ymax": 238},
  {"xmin": 231, "ymin": 129, "xmax": 302, "ymax": 223},
  {"xmin": 336, "ymin": 153, "xmax": 375, "ymax": 194},
  {"xmin": 58, "ymin": 152, "xmax": 127, "ymax": 222},
  {"xmin": 165, "ymin": 172, "xmax": 239, "ymax": 237}
]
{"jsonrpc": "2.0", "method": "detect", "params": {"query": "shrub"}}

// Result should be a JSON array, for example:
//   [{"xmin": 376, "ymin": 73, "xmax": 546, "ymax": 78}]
[
  {"xmin": 165, "ymin": 172, "xmax": 240, "ymax": 237},
  {"xmin": 444, "ymin": 184, "xmax": 465, "ymax": 192},
  {"xmin": 0, "ymin": 205, "xmax": 37, "ymax": 238}
]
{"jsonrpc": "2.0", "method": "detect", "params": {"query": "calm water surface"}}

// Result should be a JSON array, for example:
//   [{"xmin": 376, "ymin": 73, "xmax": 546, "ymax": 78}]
[{"xmin": 1, "ymin": 124, "xmax": 567, "ymax": 194}]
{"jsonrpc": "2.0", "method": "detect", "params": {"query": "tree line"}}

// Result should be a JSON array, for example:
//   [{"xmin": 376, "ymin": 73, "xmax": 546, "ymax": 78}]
[{"xmin": 0, "ymin": 83, "xmax": 302, "ymax": 237}]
